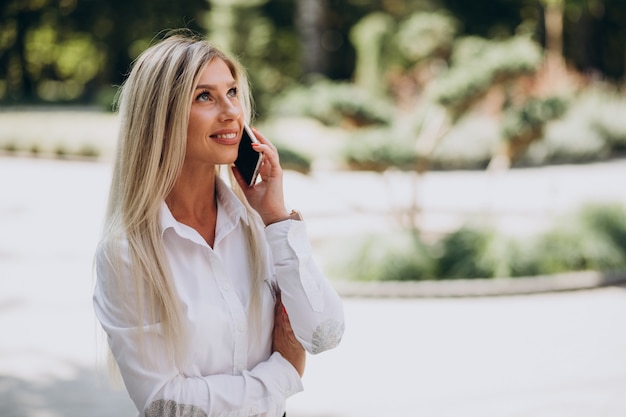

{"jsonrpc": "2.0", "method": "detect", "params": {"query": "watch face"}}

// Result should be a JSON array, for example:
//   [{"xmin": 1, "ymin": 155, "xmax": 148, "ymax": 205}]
[{"xmin": 289, "ymin": 210, "xmax": 303, "ymax": 221}]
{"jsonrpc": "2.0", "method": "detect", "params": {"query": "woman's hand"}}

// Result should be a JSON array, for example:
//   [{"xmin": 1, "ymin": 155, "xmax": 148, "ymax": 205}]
[
  {"xmin": 272, "ymin": 299, "xmax": 306, "ymax": 377},
  {"xmin": 232, "ymin": 127, "xmax": 289, "ymax": 225}
]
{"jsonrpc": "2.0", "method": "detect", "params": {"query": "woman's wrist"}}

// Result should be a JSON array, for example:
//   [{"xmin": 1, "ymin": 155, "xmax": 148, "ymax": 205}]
[{"xmin": 264, "ymin": 210, "xmax": 302, "ymax": 226}]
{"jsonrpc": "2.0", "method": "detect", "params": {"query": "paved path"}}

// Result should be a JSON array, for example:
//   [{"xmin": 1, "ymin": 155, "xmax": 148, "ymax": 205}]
[{"xmin": 1, "ymin": 156, "xmax": 626, "ymax": 417}]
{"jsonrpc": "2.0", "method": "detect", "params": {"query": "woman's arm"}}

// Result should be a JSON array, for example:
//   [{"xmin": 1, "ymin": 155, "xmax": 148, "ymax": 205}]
[
  {"xmin": 232, "ymin": 127, "xmax": 345, "ymax": 355},
  {"xmin": 93, "ymin": 246, "xmax": 302, "ymax": 417},
  {"xmin": 265, "ymin": 219, "xmax": 345, "ymax": 354}
]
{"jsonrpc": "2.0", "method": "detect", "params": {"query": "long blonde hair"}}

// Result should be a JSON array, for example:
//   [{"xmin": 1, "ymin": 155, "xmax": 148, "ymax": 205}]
[{"xmin": 101, "ymin": 30, "xmax": 264, "ymax": 367}]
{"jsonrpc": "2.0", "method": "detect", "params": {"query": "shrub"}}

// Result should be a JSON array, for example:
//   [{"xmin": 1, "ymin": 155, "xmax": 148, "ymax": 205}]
[
  {"xmin": 521, "ymin": 114, "xmax": 609, "ymax": 166},
  {"xmin": 276, "ymin": 145, "xmax": 311, "ymax": 174},
  {"xmin": 501, "ymin": 97, "xmax": 568, "ymax": 143},
  {"xmin": 396, "ymin": 12, "xmax": 457, "ymax": 64},
  {"xmin": 342, "ymin": 126, "xmax": 417, "ymax": 171},
  {"xmin": 489, "ymin": 205, "xmax": 626, "ymax": 277},
  {"xmin": 272, "ymin": 79, "xmax": 394, "ymax": 127},
  {"xmin": 430, "ymin": 36, "xmax": 542, "ymax": 117},
  {"xmin": 586, "ymin": 89, "xmax": 626, "ymax": 153},
  {"xmin": 78, "ymin": 143, "xmax": 100, "ymax": 159},
  {"xmin": 341, "ymin": 232, "xmax": 436, "ymax": 281},
  {"xmin": 520, "ymin": 88, "xmax": 626, "ymax": 165},
  {"xmin": 337, "ymin": 203, "xmax": 626, "ymax": 282},
  {"xmin": 434, "ymin": 225, "xmax": 515, "ymax": 279},
  {"xmin": 579, "ymin": 203, "xmax": 626, "ymax": 259},
  {"xmin": 430, "ymin": 115, "xmax": 499, "ymax": 170},
  {"xmin": 2, "ymin": 141, "xmax": 17, "ymax": 153}
]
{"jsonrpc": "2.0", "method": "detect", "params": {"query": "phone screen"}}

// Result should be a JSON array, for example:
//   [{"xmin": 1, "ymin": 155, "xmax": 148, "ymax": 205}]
[{"xmin": 235, "ymin": 125, "xmax": 263, "ymax": 186}]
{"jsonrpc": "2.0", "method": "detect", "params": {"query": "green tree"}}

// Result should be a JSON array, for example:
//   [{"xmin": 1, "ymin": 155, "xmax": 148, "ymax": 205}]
[{"xmin": 0, "ymin": 0, "xmax": 208, "ymax": 104}]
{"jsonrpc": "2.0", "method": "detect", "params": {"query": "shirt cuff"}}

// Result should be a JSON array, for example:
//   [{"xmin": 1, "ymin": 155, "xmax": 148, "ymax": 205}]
[
  {"xmin": 258, "ymin": 352, "xmax": 304, "ymax": 398},
  {"xmin": 265, "ymin": 219, "xmax": 311, "ymax": 264}
]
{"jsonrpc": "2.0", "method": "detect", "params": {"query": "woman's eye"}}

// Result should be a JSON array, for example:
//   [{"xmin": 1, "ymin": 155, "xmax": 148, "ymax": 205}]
[
  {"xmin": 196, "ymin": 91, "xmax": 211, "ymax": 102},
  {"xmin": 227, "ymin": 87, "xmax": 237, "ymax": 98}
]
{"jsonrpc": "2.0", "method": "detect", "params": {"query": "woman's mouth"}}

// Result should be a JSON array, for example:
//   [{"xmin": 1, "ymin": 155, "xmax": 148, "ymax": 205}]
[{"xmin": 210, "ymin": 132, "xmax": 239, "ymax": 145}]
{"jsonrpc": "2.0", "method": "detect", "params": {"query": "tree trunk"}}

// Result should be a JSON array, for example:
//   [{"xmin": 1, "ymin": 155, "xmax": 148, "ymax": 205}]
[
  {"xmin": 543, "ymin": 0, "xmax": 565, "ymax": 84},
  {"xmin": 294, "ymin": 0, "xmax": 327, "ymax": 78}
]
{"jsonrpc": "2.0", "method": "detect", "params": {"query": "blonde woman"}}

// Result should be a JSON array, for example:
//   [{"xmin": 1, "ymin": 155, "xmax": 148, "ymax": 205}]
[{"xmin": 93, "ymin": 31, "xmax": 344, "ymax": 417}]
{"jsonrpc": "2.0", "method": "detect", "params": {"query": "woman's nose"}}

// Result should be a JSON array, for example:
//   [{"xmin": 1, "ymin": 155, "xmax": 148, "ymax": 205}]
[{"xmin": 219, "ymin": 99, "xmax": 241, "ymax": 121}]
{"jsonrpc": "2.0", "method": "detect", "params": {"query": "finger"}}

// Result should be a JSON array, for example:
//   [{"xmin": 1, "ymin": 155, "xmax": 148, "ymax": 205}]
[
  {"xmin": 251, "ymin": 127, "xmax": 278, "ymax": 152},
  {"xmin": 252, "ymin": 143, "xmax": 280, "ymax": 171}
]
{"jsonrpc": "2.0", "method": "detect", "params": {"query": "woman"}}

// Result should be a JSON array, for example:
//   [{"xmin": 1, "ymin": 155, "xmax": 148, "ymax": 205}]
[{"xmin": 93, "ymin": 31, "xmax": 344, "ymax": 417}]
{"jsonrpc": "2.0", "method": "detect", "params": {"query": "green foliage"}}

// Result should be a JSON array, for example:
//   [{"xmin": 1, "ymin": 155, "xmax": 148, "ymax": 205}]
[
  {"xmin": 342, "ymin": 127, "xmax": 417, "ymax": 171},
  {"xmin": 2, "ymin": 141, "xmax": 17, "ymax": 153},
  {"xmin": 396, "ymin": 11, "xmax": 458, "ymax": 64},
  {"xmin": 430, "ymin": 115, "xmax": 499, "ymax": 170},
  {"xmin": 579, "ymin": 203, "xmax": 626, "ymax": 260},
  {"xmin": 435, "ymin": 225, "xmax": 510, "ymax": 279},
  {"xmin": 25, "ymin": 26, "xmax": 105, "ymax": 101},
  {"xmin": 522, "ymin": 117, "xmax": 608, "ymax": 166},
  {"xmin": 518, "ymin": 204, "xmax": 626, "ymax": 275},
  {"xmin": 0, "ymin": 0, "xmax": 208, "ymax": 103},
  {"xmin": 349, "ymin": 12, "xmax": 396, "ymax": 94},
  {"xmin": 276, "ymin": 144, "xmax": 311, "ymax": 174},
  {"xmin": 341, "ymin": 232, "xmax": 436, "ymax": 282},
  {"xmin": 272, "ymin": 80, "xmax": 394, "ymax": 127},
  {"xmin": 501, "ymin": 96, "xmax": 568, "ymax": 142},
  {"xmin": 341, "ymin": 203, "xmax": 626, "ymax": 281},
  {"xmin": 520, "ymin": 90, "xmax": 617, "ymax": 166},
  {"xmin": 586, "ymin": 89, "xmax": 626, "ymax": 153},
  {"xmin": 430, "ymin": 36, "xmax": 542, "ymax": 117}
]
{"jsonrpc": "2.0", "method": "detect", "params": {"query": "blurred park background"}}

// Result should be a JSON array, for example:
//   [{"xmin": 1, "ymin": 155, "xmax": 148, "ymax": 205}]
[
  {"xmin": 2, "ymin": 0, "xmax": 626, "ymax": 282},
  {"xmin": 3, "ymin": 1, "xmax": 626, "ymax": 417}
]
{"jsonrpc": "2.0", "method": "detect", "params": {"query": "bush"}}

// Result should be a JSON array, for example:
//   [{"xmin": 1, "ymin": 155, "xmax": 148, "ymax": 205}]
[
  {"xmin": 430, "ymin": 36, "xmax": 542, "ymax": 117},
  {"xmin": 342, "ymin": 126, "xmax": 417, "ymax": 171},
  {"xmin": 519, "ymin": 207, "xmax": 626, "ymax": 275},
  {"xmin": 501, "ymin": 97, "xmax": 568, "ymax": 142},
  {"xmin": 521, "ymin": 111, "xmax": 610, "ymax": 166},
  {"xmin": 430, "ymin": 115, "xmax": 499, "ymax": 170},
  {"xmin": 396, "ymin": 12, "xmax": 457, "ymax": 64},
  {"xmin": 272, "ymin": 79, "xmax": 394, "ymax": 127},
  {"xmin": 340, "ymin": 232, "xmax": 436, "ymax": 282},
  {"xmin": 340, "ymin": 203, "xmax": 626, "ymax": 281},
  {"xmin": 586, "ymin": 89, "xmax": 626, "ymax": 153},
  {"xmin": 519, "ymin": 88, "xmax": 626, "ymax": 165},
  {"xmin": 276, "ymin": 144, "xmax": 311, "ymax": 174},
  {"xmin": 434, "ymin": 225, "xmax": 519, "ymax": 279}
]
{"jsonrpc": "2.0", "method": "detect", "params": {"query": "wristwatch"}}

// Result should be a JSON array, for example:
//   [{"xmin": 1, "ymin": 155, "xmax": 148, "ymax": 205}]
[
  {"xmin": 285, "ymin": 209, "xmax": 303, "ymax": 221},
  {"xmin": 268, "ymin": 209, "xmax": 303, "ymax": 226}
]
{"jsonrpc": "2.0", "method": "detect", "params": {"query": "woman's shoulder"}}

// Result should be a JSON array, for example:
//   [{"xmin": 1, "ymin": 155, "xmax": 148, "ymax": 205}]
[{"xmin": 95, "ymin": 232, "xmax": 131, "ymax": 271}]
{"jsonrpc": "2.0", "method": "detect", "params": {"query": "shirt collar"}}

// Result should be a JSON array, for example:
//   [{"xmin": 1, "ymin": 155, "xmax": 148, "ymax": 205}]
[{"xmin": 160, "ymin": 177, "xmax": 250, "ymax": 242}]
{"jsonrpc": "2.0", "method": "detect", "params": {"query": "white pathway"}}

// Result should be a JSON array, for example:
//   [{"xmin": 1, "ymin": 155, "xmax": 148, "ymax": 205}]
[{"xmin": 1, "ymin": 156, "xmax": 626, "ymax": 417}]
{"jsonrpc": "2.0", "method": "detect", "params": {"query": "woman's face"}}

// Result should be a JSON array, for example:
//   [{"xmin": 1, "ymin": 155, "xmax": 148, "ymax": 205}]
[{"xmin": 185, "ymin": 58, "xmax": 243, "ymax": 167}]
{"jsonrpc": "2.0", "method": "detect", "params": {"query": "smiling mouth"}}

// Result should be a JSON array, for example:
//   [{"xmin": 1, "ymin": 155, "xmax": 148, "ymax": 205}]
[
  {"xmin": 213, "ymin": 133, "xmax": 237, "ymax": 140},
  {"xmin": 210, "ymin": 132, "xmax": 239, "ymax": 145}
]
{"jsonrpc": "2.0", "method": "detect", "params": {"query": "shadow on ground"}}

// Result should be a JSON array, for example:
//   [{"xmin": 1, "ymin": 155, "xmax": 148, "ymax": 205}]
[{"xmin": 0, "ymin": 366, "xmax": 136, "ymax": 417}]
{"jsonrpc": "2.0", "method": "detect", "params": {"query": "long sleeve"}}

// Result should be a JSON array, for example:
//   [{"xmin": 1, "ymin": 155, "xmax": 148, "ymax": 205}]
[
  {"xmin": 265, "ymin": 219, "xmax": 345, "ymax": 354},
  {"xmin": 93, "ymin": 242, "xmax": 303, "ymax": 417}
]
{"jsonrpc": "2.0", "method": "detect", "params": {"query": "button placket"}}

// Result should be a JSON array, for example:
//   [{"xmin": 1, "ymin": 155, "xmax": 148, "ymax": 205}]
[{"xmin": 209, "ymin": 252, "xmax": 248, "ymax": 375}]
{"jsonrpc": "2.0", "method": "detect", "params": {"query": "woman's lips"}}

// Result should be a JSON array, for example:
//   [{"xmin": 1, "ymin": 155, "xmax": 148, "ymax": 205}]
[{"xmin": 210, "ymin": 131, "xmax": 239, "ymax": 145}]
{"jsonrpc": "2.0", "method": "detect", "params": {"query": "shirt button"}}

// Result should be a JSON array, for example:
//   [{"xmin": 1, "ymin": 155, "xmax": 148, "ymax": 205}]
[
  {"xmin": 222, "ymin": 283, "xmax": 231, "ymax": 291},
  {"xmin": 237, "ymin": 322, "xmax": 245, "ymax": 333}
]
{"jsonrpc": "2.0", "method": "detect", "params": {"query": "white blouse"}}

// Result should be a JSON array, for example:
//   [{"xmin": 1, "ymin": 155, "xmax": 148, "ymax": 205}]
[{"xmin": 93, "ymin": 179, "xmax": 345, "ymax": 417}]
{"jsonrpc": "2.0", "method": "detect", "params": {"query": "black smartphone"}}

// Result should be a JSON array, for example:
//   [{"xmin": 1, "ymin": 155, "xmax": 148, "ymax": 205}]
[{"xmin": 235, "ymin": 124, "xmax": 263, "ymax": 187}]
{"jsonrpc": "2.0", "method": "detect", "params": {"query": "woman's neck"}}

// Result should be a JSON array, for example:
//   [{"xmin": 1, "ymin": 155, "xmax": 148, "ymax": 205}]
[{"xmin": 165, "ymin": 163, "xmax": 219, "ymax": 246}]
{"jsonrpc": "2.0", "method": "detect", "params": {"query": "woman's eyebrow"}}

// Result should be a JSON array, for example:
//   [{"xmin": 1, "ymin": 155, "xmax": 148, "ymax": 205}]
[{"xmin": 194, "ymin": 82, "xmax": 237, "ymax": 90}]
